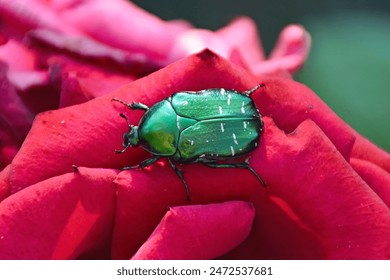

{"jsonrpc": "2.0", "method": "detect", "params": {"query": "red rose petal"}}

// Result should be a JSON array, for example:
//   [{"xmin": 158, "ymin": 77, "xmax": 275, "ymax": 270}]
[
  {"xmin": 0, "ymin": 167, "xmax": 117, "ymax": 259},
  {"xmin": 131, "ymin": 201, "xmax": 255, "ymax": 260},
  {"xmin": 112, "ymin": 166, "xmax": 186, "ymax": 259},
  {"xmin": 7, "ymin": 99, "xmax": 131, "ymax": 193},
  {"xmin": 0, "ymin": 65, "xmax": 34, "ymax": 168},
  {"xmin": 0, "ymin": 125, "xmax": 20, "ymax": 170},
  {"xmin": 110, "ymin": 116, "xmax": 390, "ymax": 260},
  {"xmin": 60, "ymin": 65, "xmax": 135, "ymax": 100},
  {"xmin": 352, "ymin": 134, "xmax": 390, "ymax": 173},
  {"xmin": 0, "ymin": 165, "xmax": 11, "ymax": 201},
  {"xmin": 112, "ymin": 154, "xmax": 268, "ymax": 259},
  {"xmin": 58, "ymin": 70, "xmax": 90, "ymax": 108},
  {"xmin": 109, "ymin": 120, "xmax": 323, "ymax": 260},
  {"xmin": 2, "ymin": 49, "xmax": 388, "ymax": 260},
  {"xmin": 246, "ymin": 117, "xmax": 390, "ymax": 259},
  {"xmin": 233, "ymin": 194, "xmax": 325, "ymax": 259},
  {"xmin": 350, "ymin": 158, "xmax": 390, "ymax": 209},
  {"xmin": 47, "ymin": 57, "xmax": 136, "ymax": 107},
  {"xmin": 253, "ymin": 77, "xmax": 356, "ymax": 159},
  {"xmin": 0, "ymin": 65, "xmax": 34, "ymax": 139}
]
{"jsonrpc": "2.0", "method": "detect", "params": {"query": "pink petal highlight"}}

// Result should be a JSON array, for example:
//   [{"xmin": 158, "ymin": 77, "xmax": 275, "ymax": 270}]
[
  {"xmin": 58, "ymin": 0, "xmax": 190, "ymax": 63},
  {"xmin": 28, "ymin": 28, "xmax": 155, "ymax": 74},
  {"xmin": 169, "ymin": 29, "xmax": 229, "ymax": 62},
  {"xmin": 0, "ymin": 39, "xmax": 36, "ymax": 71},
  {"xmin": 0, "ymin": 0, "xmax": 80, "ymax": 35},
  {"xmin": 7, "ymin": 70, "xmax": 49, "ymax": 91},
  {"xmin": 217, "ymin": 17, "xmax": 265, "ymax": 67},
  {"xmin": 254, "ymin": 25, "xmax": 311, "ymax": 75}
]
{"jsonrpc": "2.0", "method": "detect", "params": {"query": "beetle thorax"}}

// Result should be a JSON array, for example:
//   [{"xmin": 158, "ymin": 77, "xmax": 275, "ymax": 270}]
[{"xmin": 123, "ymin": 126, "xmax": 140, "ymax": 148}]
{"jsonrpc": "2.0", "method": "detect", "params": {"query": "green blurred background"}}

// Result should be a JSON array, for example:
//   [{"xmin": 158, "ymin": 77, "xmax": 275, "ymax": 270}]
[{"xmin": 133, "ymin": 0, "xmax": 390, "ymax": 151}]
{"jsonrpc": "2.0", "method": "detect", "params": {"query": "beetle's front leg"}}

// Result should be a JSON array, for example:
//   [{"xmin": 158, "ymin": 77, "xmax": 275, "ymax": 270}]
[
  {"xmin": 122, "ymin": 156, "xmax": 161, "ymax": 170},
  {"xmin": 242, "ymin": 83, "xmax": 265, "ymax": 96},
  {"xmin": 112, "ymin": 98, "xmax": 149, "ymax": 111},
  {"xmin": 129, "ymin": 102, "xmax": 149, "ymax": 111}
]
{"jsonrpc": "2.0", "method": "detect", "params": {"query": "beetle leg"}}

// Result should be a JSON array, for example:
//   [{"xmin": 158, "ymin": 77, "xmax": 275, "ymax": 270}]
[
  {"xmin": 204, "ymin": 161, "xmax": 266, "ymax": 187},
  {"xmin": 112, "ymin": 98, "xmax": 149, "ymax": 111},
  {"xmin": 122, "ymin": 156, "xmax": 161, "ymax": 170},
  {"xmin": 129, "ymin": 102, "xmax": 149, "ymax": 111},
  {"xmin": 167, "ymin": 158, "xmax": 190, "ymax": 201},
  {"xmin": 243, "ymin": 83, "xmax": 265, "ymax": 96}
]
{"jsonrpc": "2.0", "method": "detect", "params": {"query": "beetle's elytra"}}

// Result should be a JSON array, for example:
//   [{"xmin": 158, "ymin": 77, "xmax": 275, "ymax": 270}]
[{"xmin": 113, "ymin": 84, "xmax": 265, "ymax": 200}]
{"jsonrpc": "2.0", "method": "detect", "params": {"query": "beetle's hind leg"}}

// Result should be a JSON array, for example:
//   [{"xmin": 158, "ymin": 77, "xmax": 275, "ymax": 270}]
[
  {"xmin": 204, "ymin": 159, "xmax": 266, "ymax": 187},
  {"xmin": 167, "ymin": 158, "xmax": 190, "ymax": 201},
  {"xmin": 122, "ymin": 156, "xmax": 161, "ymax": 170},
  {"xmin": 112, "ymin": 98, "xmax": 149, "ymax": 111}
]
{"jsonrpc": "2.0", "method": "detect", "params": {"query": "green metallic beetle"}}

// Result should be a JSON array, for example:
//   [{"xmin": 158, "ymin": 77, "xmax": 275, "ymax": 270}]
[{"xmin": 113, "ymin": 84, "xmax": 265, "ymax": 200}]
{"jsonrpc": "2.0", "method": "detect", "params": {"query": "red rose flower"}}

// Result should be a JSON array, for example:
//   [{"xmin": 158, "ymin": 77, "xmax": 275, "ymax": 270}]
[
  {"xmin": 0, "ymin": 0, "xmax": 310, "ymax": 168},
  {"xmin": 0, "ymin": 50, "xmax": 389, "ymax": 259}
]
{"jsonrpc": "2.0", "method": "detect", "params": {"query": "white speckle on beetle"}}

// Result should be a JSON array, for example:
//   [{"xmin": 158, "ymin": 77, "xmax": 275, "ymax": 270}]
[
  {"xmin": 190, "ymin": 140, "xmax": 194, "ymax": 145},
  {"xmin": 243, "ymin": 121, "xmax": 247, "ymax": 129},
  {"xmin": 241, "ymin": 101, "xmax": 245, "ymax": 114},
  {"xmin": 218, "ymin": 105, "xmax": 223, "ymax": 115},
  {"xmin": 230, "ymin": 146, "xmax": 235, "ymax": 156},
  {"xmin": 232, "ymin": 133, "xmax": 238, "ymax": 145},
  {"xmin": 227, "ymin": 94, "xmax": 231, "ymax": 105},
  {"xmin": 254, "ymin": 142, "xmax": 258, "ymax": 147},
  {"xmin": 60, "ymin": 120, "xmax": 65, "ymax": 124},
  {"xmin": 220, "ymin": 88, "xmax": 226, "ymax": 95},
  {"xmin": 220, "ymin": 123, "xmax": 225, "ymax": 132},
  {"xmin": 176, "ymin": 116, "xmax": 181, "ymax": 130},
  {"xmin": 199, "ymin": 154, "xmax": 206, "ymax": 158},
  {"xmin": 206, "ymin": 140, "xmax": 209, "ymax": 143},
  {"xmin": 181, "ymin": 101, "xmax": 189, "ymax": 105}
]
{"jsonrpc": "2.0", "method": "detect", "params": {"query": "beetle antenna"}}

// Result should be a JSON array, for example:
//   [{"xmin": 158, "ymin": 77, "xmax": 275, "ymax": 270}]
[
  {"xmin": 244, "ymin": 83, "xmax": 265, "ymax": 96},
  {"xmin": 119, "ymin": 113, "xmax": 133, "ymax": 128}
]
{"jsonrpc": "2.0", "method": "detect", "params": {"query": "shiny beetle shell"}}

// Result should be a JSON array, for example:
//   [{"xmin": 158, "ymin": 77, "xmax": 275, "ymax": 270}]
[{"xmin": 113, "ymin": 84, "xmax": 265, "ymax": 200}]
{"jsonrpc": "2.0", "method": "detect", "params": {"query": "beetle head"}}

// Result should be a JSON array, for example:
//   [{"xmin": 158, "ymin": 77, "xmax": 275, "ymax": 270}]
[
  {"xmin": 122, "ymin": 126, "xmax": 139, "ymax": 148},
  {"xmin": 115, "ymin": 113, "xmax": 140, "ymax": 154}
]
